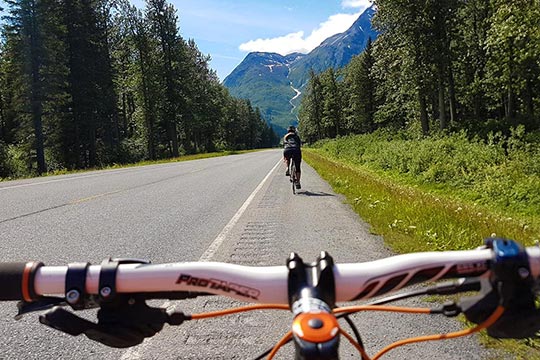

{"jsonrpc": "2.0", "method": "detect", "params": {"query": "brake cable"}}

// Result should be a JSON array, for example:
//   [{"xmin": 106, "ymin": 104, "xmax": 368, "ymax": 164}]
[
  {"xmin": 252, "ymin": 313, "xmax": 366, "ymax": 360},
  {"xmin": 189, "ymin": 304, "xmax": 289, "ymax": 319},
  {"xmin": 341, "ymin": 314, "xmax": 364, "ymax": 350},
  {"xmin": 258, "ymin": 304, "xmax": 504, "ymax": 360},
  {"xmin": 339, "ymin": 328, "xmax": 371, "ymax": 360},
  {"xmin": 371, "ymin": 305, "xmax": 505, "ymax": 360},
  {"xmin": 267, "ymin": 330, "xmax": 293, "ymax": 359}
]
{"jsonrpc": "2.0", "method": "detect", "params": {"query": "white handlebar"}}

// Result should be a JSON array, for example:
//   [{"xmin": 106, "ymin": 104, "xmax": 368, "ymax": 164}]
[{"xmin": 32, "ymin": 248, "xmax": 511, "ymax": 304}]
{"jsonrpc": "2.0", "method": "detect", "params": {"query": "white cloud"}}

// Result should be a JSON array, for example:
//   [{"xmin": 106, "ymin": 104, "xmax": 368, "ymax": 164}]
[
  {"xmin": 341, "ymin": 0, "xmax": 372, "ymax": 10},
  {"xmin": 239, "ymin": 12, "xmax": 361, "ymax": 55}
]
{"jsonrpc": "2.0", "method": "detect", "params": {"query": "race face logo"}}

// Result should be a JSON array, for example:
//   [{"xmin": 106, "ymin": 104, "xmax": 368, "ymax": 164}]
[
  {"xmin": 176, "ymin": 274, "xmax": 260, "ymax": 300},
  {"xmin": 456, "ymin": 262, "xmax": 488, "ymax": 275}
]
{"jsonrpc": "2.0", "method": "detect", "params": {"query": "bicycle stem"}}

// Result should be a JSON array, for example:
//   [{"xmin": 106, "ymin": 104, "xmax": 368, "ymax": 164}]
[{"xmin": 287, "ymin": 252, "xmax": 340, "ymax": 360}]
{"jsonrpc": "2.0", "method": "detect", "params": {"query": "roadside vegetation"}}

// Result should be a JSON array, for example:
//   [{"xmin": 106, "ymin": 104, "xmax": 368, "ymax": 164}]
[
  {"xmin": 311, "ymin": 127, "xmax": 540, "ymax": 230},
  {"xmin": 0, "ymin": 0, "xmax": 280, "ymax": 181},
  {"xmin": 299, "ymin": 1, "xmax": 540, "ymax": 145},
  {"xmin": 0, "ymin": 149, "xmax": 259, "ymax": 182},
  {"xmin": 304, "ymin": 129, "xmax": 540, "ymax": 358},
  {"xmin": 297, "ymin": 2, "xmax": 540, "ymax": 353}
]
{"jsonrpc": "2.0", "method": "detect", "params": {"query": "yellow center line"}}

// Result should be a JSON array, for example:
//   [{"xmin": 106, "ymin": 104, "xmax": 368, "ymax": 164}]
[
  {"xmin": 70, "ymin": 190, "xmax": 123, "ymax": 204},
  {"xmin": 70, "ymin": 166, "xmax": 207, "ymax": 204}
]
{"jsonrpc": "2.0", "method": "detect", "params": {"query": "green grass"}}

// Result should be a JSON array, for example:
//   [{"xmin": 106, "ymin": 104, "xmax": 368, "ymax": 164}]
[
  {"xmin": 303, "ymin": 148, "xmax": 540, "ymax": 358},
  {"xmin": 304, "ymin": 149, "xmax": 539, "ymax": 251},
  {"xmin": 312, "ymin": 129, "xmax": 540, "ymax": 221}
]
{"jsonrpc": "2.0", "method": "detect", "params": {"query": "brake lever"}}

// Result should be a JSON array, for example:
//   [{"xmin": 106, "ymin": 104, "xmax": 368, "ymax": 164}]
[
  {"xmin": 461, "ymin": 238, "xmax": 540, "ymax": 338},
  {"xmin": 15, "ymin": 297, "xmax": 66, "ymax": 319}
]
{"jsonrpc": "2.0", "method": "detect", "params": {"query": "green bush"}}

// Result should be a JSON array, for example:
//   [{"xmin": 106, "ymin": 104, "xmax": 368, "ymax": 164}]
[
  {"xmin": 0, "ymin": 144, "xmax": 36, "ymax": 180},
  {"xmin": 311, "ymin": 129, "xmax": 540, "ymax": 219},
  {"xmin": 0, "ymin": 141, "xmax": 9, "ymax": 178}
]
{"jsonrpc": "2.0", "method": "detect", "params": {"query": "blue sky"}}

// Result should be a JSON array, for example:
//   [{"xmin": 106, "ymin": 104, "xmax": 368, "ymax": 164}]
[{"xmin": 132, "ymin": 0, "xmax": 373, "ymax": 81}]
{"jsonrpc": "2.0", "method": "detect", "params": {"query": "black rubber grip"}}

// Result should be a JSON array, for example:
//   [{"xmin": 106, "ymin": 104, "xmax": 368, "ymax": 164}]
[{"xmin": 0, "ymin": 262, "xmax": 27, "ymax": 300}]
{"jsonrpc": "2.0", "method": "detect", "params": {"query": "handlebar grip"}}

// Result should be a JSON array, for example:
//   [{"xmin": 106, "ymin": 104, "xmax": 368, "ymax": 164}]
[{"xmin": 0, "ymin": 262, "xmax": 43, "ymax": 301}]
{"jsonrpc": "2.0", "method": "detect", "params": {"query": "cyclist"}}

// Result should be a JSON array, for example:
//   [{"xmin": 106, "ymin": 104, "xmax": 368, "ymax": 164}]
[{"xmin": 283, "ymin": 125, "xmax": 302, "ymax": 189}]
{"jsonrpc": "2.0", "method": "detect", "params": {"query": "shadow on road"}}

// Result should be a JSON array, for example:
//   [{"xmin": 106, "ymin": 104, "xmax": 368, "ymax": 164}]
[{"xmin": 297, "ymin": 191, "xmax": 334, "ymax": 197}]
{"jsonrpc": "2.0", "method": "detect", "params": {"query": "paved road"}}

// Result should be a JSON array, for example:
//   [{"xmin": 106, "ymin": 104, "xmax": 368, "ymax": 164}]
[{"xmin": 0, "ymin": 150, "xmax": 503, "ymax": 359}]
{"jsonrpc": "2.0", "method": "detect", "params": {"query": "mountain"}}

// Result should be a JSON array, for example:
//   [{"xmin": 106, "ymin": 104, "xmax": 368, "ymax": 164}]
[
  {"xmin": 223, "ymin": 6, "xmax": 378, "ymax": 134},
  {"xmin": 223, "ymin": 52, "xmax": 305, "ymax": 130}
]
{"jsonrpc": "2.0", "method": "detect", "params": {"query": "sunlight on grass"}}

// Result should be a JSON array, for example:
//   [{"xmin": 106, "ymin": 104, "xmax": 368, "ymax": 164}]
[
  {"xmin": 305, "ymin": 149, "xmax": 539, "ymax": 252},
  {"xmin": 304, "ymin": 148, "xmax": 540, "ymax": 359}
]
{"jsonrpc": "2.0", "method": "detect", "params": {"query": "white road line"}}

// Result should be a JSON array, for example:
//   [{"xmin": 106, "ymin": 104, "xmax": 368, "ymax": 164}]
[
  {"xmin": 0, "ymin": 165, "xmax": 160, "ymax": 191},
  {"xmin": 0, "ymin": 158, "xmax": 220, "ymax": 191},
  {"xmin": 0, "ymin": 151, "xmax": 275, "ymax": 191},
  {"xmin": 0, "ymin": 172, "xmax": 120, "ymax": 190},
  {"xmin": 198, "ymin": 158, "xmax": 281, "ymax": 262},
  {"xmin": 120, "ymin": 158, "xmax": 281, "ymax": 360}
]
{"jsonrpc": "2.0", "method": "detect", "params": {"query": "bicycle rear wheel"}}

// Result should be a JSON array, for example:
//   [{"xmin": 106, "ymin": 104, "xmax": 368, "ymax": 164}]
[{"xmin": 290, "ymin": 161, "xmax": 296, "ymax": 194}]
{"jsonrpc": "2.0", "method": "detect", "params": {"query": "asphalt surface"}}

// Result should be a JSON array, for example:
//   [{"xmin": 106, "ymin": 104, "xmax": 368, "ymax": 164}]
[{"xmin": 0, "ymin": 149, "xmax": 506, "ymax": 359}]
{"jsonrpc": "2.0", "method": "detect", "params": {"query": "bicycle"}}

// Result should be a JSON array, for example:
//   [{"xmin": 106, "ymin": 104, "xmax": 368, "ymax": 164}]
[
  {"xmin": 2, "ymin": 237, "xmax": 540, "ymax": 359},
  {"xmin": 289, "ymin": 157, "xmax": 298, "ymax": 194}
]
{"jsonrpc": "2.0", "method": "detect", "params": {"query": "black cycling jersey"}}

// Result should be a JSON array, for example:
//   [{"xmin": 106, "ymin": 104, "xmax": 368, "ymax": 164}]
[
  {"xmin": 283, "ymin": 131, "xmax": 302, "ymax": 173},
  {"xmin": 283, "ymin": 132, "xmax": 301, "ymax": 149}
]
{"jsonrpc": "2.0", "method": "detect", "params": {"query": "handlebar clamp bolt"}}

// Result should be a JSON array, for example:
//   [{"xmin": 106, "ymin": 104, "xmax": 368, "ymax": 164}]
[
  {"xmin": 518, "ymin": 267, "xmax": 530, "ymax": 279},
  {"xmin": 100, "ymin": 286, "xmax": 112, "ymax": 298},
  {"xmin": 307, "ymin": 318, "xmax": 324, "ymax": 329},
  {"xmin": 66, "ymin": 290, "xmax": 80, "ymax": 304}
]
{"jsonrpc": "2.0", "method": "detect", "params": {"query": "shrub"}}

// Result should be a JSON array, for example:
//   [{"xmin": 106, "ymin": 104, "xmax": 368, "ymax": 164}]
[{"xmin": 310, "ymin": 129, "xmax": 540, "ymax": 218}]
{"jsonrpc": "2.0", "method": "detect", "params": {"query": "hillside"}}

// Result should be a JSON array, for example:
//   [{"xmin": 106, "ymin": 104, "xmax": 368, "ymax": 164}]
[{"xmin": 223, "ymin": 6, "xmax": 378, "ymax": 134}]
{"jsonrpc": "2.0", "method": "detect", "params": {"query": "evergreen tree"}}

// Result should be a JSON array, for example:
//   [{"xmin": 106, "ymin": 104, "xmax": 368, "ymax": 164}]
[
  {"xmin": 146, "ymin": 0, "xmax": 185, "ymax": 157},
  {"xmin": 63, "ymin": 0, "xmax": 119, "ymax": 168},
  {"xmin": 2, "ymin": 0, "xmax": 49, "ymax": 174},
  {"xmin": 453, "ymin": 0, "xmax": 492, "ymax": 130},
  {"xmin": 117, "ymin": 1, "xmax": 161, "ymax": 160},
  {"xmin": 373, "ymin": 0, "xmax": 434, "ymax": 135},
  {"xmin": 485, "ymin": 0, "xmax": 540, "ymax": 128},
  {"xmin": 298, "ymin": 69, "xmax": 324, "ymax": 143},
  {"xmin": 320, "ymin": 67, "xmax": 343, "ymax": 138},
  {"xmin": 343, "ymin": 38, "xmax": 375, "ymax": 134}
]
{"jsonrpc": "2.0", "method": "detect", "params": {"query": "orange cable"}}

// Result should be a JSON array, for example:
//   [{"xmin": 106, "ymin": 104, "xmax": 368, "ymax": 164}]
[
  {"xmin": 267, "ymin": 330, "xmax": 293, "ymax": 360},
  {"xmin": 334, "ymin": 305, "xmax": 431, "ymax": 315},
  {"xmin": 190, "ymin": 304, "xmax": 289, "ymax": 320},
  {"xmin": 339, "ymin": 327, "xmax": 372, "ymax": 360},
  {"xmin": 190, "ymin": 303, "xmax": 502, "ymax": 359},
  {"xmin": 371, "ymin": 305, "xmax": 505, "ymax": 360}
]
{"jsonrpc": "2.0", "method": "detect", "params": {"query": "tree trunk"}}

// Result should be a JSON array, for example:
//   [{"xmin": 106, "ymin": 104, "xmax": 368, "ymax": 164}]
[
  {"xmin": 505, "ymin": 41, "xmax": 516, "ymax": 124},
  {"xmin": 170, "ymin": 119, "xmax": 179, "ymax": 157},
  {"xmin": 74, "ymin": 123, "xmax": 81, "ymax": 168},
  {"xmin": 447, "ymin": 65, "xmax": 457, "ymax": 124},
  {"xmin": 154, "ymin": 5, "xmax": 180, "ymax": 158},
  {"xmin": 524, "ymin": 79, "xmax": 534, "ymax": 117},
  {"xmin": 30, "ymin": 0, "xmax": 46, "ymax": 174},
  {"xmin": 418, "ymin": 91, "xmax": 429, "ymax": 136},
  {"xmin": 88, "ymin": 126, "xmax": 97, "ymax": 167},
  {"xmin": 135, "ymin": 35, "xmax": 155, "ymax": 159},
  {"xmin": 121, "ymin": 92, "xmax": 127, "ymax": 137},
  {"xmin": 100, "ymin": 10, "xmax": 119, "ymax": 148},
  {"xmin": 0, "ymin": 88, "xmax": 5, "ymax": 141},
  {"xmin": 31, "ymin": 87, "xmax": 46, "ymax": 174},
  {"xmin": 506, "ymin": 87, "xmax": 516, "ymax": 124},
  {"xmin": 438, "ymin": 72, "xmax": 447, "ymax": 130}
]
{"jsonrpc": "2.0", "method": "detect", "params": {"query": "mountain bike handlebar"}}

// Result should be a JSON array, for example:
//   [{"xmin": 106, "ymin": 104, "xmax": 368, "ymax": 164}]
[
  {"xmin": 0, "ymin": 246, "xmax": 526, "ymax": 303},
  {"xmin": 1, "ymin": 238, "xmax": 540, "ymax": 359}
]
